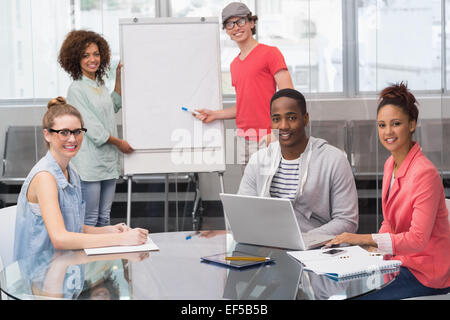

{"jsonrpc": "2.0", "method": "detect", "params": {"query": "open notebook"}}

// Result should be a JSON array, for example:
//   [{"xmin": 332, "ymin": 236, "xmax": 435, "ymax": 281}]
[
  {"xmin": 287, "ymin": 246, "xmax": 401, "ymax": 280},
  {"xmin": 84, "ymin": 236, "xmax": 159, "ymax": 256}
]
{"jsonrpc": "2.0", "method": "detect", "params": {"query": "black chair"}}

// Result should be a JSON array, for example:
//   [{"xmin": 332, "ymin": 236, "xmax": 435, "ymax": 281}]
[
  {"xmin": 1, "ymin": 126, "xmax": 46, "ymax": 181},
  {"xmin": 348, "ymin": 120, "xmax": 390, "ymax": 179},
  {"xmin": 309, "ymin": 120, "xmax": 350, "ymax": 162}
]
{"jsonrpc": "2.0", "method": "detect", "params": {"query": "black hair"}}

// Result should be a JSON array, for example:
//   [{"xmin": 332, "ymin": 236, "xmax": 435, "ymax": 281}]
[
  {"xmin": 377, "ymin": 82, "xmax": 419, "ymax": 122},
  {"xmin": 270, "ymin": 88, "xmax": 307, "ymax": 115}
]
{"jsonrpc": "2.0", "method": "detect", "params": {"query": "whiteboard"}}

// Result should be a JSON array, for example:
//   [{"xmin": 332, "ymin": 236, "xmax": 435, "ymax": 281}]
[{"xmin": 119, "ymin": 17, "xmax": 225, "ymax": 175}]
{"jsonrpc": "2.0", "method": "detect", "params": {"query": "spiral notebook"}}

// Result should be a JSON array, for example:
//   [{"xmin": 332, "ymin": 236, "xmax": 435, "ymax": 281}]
[
  {"xmin": 324, "ymin": 267, "xmax": 400, "ymax": 283},
  {"xmin": 287, "ymin": 246, "xmax": 401, "ymax": 279}
]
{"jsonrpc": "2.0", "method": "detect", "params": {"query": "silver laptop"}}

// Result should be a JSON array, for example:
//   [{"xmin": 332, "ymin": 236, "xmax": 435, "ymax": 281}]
[{"xmin": 220, "ymin": 193, "xmax": 334, "ymax": 250}]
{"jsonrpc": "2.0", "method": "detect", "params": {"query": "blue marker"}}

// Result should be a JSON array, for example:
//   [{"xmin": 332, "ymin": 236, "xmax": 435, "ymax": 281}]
[
  {"xmin": 185, "ymin": 231, "xmax": 201, "ymax": 240},
  {"xmin": 181, "ymin": 106, "xmax": 200, "ymax": 116}
]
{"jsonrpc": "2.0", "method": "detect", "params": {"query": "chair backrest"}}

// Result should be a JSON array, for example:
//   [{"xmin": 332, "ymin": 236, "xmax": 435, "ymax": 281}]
[
  {"xmin": 348, "ymin": 120, "xmax": 390, "ymax": 176},
  {"xmin": 309, "ymin": 120, "xmax": 349, "ymax": 161},
  {"xmin": 0, "ymin": 205, "xmax": 17, "ymax": 271},
  {"xmin": 415, "ymin": 119, "xmax": 444, "ymax": 173},
  {"xmin": 2, "ymin": 126, "xmax": 45, "ymax": 179},
  {"xmin": 441, "ymin": 119, "xmax": 450, "ymax": 175}
]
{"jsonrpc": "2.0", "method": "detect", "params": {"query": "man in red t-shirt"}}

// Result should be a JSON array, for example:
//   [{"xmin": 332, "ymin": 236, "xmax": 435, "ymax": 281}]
[{"xmin": 195, "ymin": 2, "xmax": 293, "ymax": 166}]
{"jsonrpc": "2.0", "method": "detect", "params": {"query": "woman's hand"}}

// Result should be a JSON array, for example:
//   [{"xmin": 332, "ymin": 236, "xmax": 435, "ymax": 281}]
[
  {"xmin": 325, "ymin": 232, "xmax": 376, "ymax": 248},
  {"xmin": 118, "ymin": 139, "xmax": 134, "ymax": 154},
  {"xmin": 103, "ymin": 223, "xmax": 130, "ymax": 233},
  {"xmin": 114, "ymin": 61, "xmax": 123, "ymax": 96},
  {"xmin": 107, "ymin": 135, "xmax": 134, "ymax": 154},
  {"xmin": 119, "ymin": 228, "xmax": 149, "ymax": 246}
]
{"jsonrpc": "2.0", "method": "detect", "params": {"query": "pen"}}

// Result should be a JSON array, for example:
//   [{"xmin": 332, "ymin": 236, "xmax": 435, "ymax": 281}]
[
  {"xmin": 185, "ymin": 231, "xmax": 201, "ymax": 240},
  {"xmin": 181, "ymin": 106, "xmax": 200, "ymax": 116},
  {"xmin": 225, "ymin": 256, "xmax": 271, "ymax": 262}
]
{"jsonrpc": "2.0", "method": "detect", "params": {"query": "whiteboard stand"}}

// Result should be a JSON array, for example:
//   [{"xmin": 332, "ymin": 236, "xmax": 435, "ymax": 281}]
[
  {"xmin": 125, "ymin": 174, "xmax": 187, "ymax": 231},
  {"xmin": 125, "ymin": 175, "xmax": 132, "ymax": 227},
  {"xmin": 164, "ymin": 173, "xmax": 169, "ymax": 231},
  {"xmin": 125, "ymin": 171, "xmax": 226, "ymax": 232},
  {"xmin": 120, "ymin": 17, "xmax": 227, "ymax": 231},
  {"xmin": 188, "ymin": 171, "xmax": 226, "ymax": 231}
]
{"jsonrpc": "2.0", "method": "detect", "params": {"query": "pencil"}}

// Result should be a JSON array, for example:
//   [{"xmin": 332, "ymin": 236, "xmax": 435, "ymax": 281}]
[{"xmin": 225, "ymin": 256, "xmax": 271, "ymax": 262}]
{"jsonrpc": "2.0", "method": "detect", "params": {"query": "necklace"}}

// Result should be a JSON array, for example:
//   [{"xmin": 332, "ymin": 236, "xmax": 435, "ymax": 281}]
[
  {"xmin": 393, "ymin": 162, "xmax": 399, "ymax": 176},
  {"xmin": 88, "ymin": 84, "xmax": 102, "ymax": 95}
]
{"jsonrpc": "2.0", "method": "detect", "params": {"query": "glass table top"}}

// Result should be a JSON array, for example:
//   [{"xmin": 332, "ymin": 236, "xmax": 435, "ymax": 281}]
[{"xmin": 0, "ymin": 231, "xmax": 398, "ymax": 300}]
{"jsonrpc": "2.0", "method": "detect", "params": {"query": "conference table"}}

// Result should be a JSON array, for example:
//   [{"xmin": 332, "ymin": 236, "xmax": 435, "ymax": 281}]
[{"xmin": 0, "ymin": 231, "xmax": 398, "ymax": 300}]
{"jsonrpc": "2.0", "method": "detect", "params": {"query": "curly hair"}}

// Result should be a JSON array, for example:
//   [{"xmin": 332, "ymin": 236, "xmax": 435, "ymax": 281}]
[{"xmin": 58, "ymin": 30, "xmax": 111, "ymax": 85}]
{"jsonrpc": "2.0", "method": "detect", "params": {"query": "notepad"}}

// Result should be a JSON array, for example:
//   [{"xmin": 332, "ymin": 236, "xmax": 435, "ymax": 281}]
[
  {"xmin": 84, "ymin": 236, "xmax": 159, "ymax": 256},
  {"xmin": 287, "ymin": 246, "xmax": 401, "ymax": 279}
]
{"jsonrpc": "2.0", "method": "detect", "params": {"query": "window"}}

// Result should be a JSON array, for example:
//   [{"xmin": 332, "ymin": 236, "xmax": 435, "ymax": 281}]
[
  {"xmin": 171, "ymin": 0, "xmax": 342, "ymax": 95},
  {"xmin": 77, "ymin": 0, "xmax": 156, "ymax": 90},
  {"xmin": 0, "ymin": 0, "xmax": 156, "ymax": 100},
  {"xmin": 257, "ymin": 0, "xmax": 343, "ymax": 93},
  {"xmin": 171, "ymin": 0, "xmax": 255, "ymax": 95},
  {"xmin": 358, "ymin": 0, "xmax": 442, "ymax": 92},
  {"xmin": 1, "ymin": 0, "xmax": 450, "ymax": 100},
  {"xmin": 446, "ymin": 0, "xmax": 450, "ymax": 91}
]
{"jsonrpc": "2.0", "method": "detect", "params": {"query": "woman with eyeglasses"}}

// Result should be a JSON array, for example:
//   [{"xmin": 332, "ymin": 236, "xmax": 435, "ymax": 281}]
[
  {"xmin": 325, "ymin": 83, "xmax": 450, "ymax": 299},
  {"xmin": 58, "ymin": 30, "xmax": 134, "ymax": 228},
  {"xmin": 195, "ymin": 2, "xmax": 294, "ymax": 168},
  {"xmin": 13, "ymin": 97, "xmax": 148, "ymax": 260}
]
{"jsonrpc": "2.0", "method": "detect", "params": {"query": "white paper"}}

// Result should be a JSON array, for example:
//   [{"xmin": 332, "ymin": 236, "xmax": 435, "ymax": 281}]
[
  {"xmin": 287, "ymin": 246, "xmax": 401, "ymax": 278},
  {"xmin": 287, "ymin": 245, "xmax": 370, "ymax": 263},
  {"xmin": 84, "ymin": 236, "xmax": 159, "ymax": 256}
]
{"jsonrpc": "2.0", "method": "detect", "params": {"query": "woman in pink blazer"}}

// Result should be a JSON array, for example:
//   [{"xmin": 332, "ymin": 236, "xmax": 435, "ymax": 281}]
[{"xmin": 326, "ymin": 82, "xmax": 450, "ymax": 299}]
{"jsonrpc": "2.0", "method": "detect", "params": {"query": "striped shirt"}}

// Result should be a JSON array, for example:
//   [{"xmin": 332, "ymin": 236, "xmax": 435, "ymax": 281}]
[{"xmin": 270, "ymin": 156, "xmax": 300, "ymax": 200}]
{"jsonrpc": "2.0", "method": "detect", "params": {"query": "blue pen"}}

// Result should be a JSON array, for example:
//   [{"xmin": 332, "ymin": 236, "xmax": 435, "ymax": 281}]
[
  {"xmin": 181, "ymin": 106, "xmax": 200, "ymax": 116},
  {"xmin": 186, "ymin": 231, "xmax": 201, "ymax": 240}
]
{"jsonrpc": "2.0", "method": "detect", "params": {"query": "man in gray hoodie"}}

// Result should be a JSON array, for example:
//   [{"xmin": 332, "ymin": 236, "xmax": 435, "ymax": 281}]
[{"xmin": 238, "ymin": 88, "xmax": 358, "ymax": 236}]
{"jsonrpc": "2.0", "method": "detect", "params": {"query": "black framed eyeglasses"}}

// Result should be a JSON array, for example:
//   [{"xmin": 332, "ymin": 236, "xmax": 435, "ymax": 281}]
[
  {"xmin": 48, "ymin": 128, "xmax": 87, "ymax": 139},
  {"xmin": 224, "ymin": 17, "xmax": 248, "ymax": 30}
]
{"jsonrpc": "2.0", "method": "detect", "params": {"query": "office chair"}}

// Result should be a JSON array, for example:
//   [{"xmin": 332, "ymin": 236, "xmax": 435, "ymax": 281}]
[
  {"xmin": 348, "ymin": 120, "xmax": 390, "ymax": 178},
  {"xmin": 2, "ymin": 126, "xmax": 45, "ymax": 180},
  {"xmin": 309, "ymin": 120, "xmax": 349, "ymax": 161},
  {"xmin": 415, "ymin": 119, "xmax": 445, "ymax": 175}
]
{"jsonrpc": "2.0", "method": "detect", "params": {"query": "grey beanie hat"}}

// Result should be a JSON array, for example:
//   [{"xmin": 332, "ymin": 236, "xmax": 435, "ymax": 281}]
[{"xmin": 222, "ymin": 2, "xmax": 251, "ymax": 23}]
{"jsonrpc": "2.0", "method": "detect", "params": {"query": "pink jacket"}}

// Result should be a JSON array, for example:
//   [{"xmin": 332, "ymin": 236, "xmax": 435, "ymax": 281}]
[{"xmin": 380, "ymin": 142, "xmax": 450, "ymax": 288}]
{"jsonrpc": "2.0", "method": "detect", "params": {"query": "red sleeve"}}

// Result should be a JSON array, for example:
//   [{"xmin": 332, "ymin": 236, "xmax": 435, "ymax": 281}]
[
  {"xmin": 267, "ymin": 46, "xmax": 288, "ymax": 76},
  {"xmin": 378, "ymin": 220, "xmax": 393, "ymax": 234},
  {"xmin": 391, "ymin": 166, "xmax": 441, "ymax": 255}
]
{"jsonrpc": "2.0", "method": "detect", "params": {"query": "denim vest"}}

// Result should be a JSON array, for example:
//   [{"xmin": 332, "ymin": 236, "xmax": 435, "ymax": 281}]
[{"xmin": 13, "ymin": 151, "xmax": 85, "ymax": 261}]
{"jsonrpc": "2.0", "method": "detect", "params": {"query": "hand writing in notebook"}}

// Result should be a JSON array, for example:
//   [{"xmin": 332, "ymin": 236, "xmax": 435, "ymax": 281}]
[
  {"xmin": 120, "ymin": 228, "xmax": 149, "ymax": 246},
  {"xmin": 93, "ymin": 223, "xmax": 148, "ymax": 246},
  {"xmin": 103, "ymin": 223, "xmax": 131, "ymax": 233}
]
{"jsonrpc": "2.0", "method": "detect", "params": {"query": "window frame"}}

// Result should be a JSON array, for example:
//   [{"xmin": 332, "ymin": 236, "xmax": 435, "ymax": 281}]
[{"xmin": 1, "ymin": 0, "xmax": 450, "ymax": 106}]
